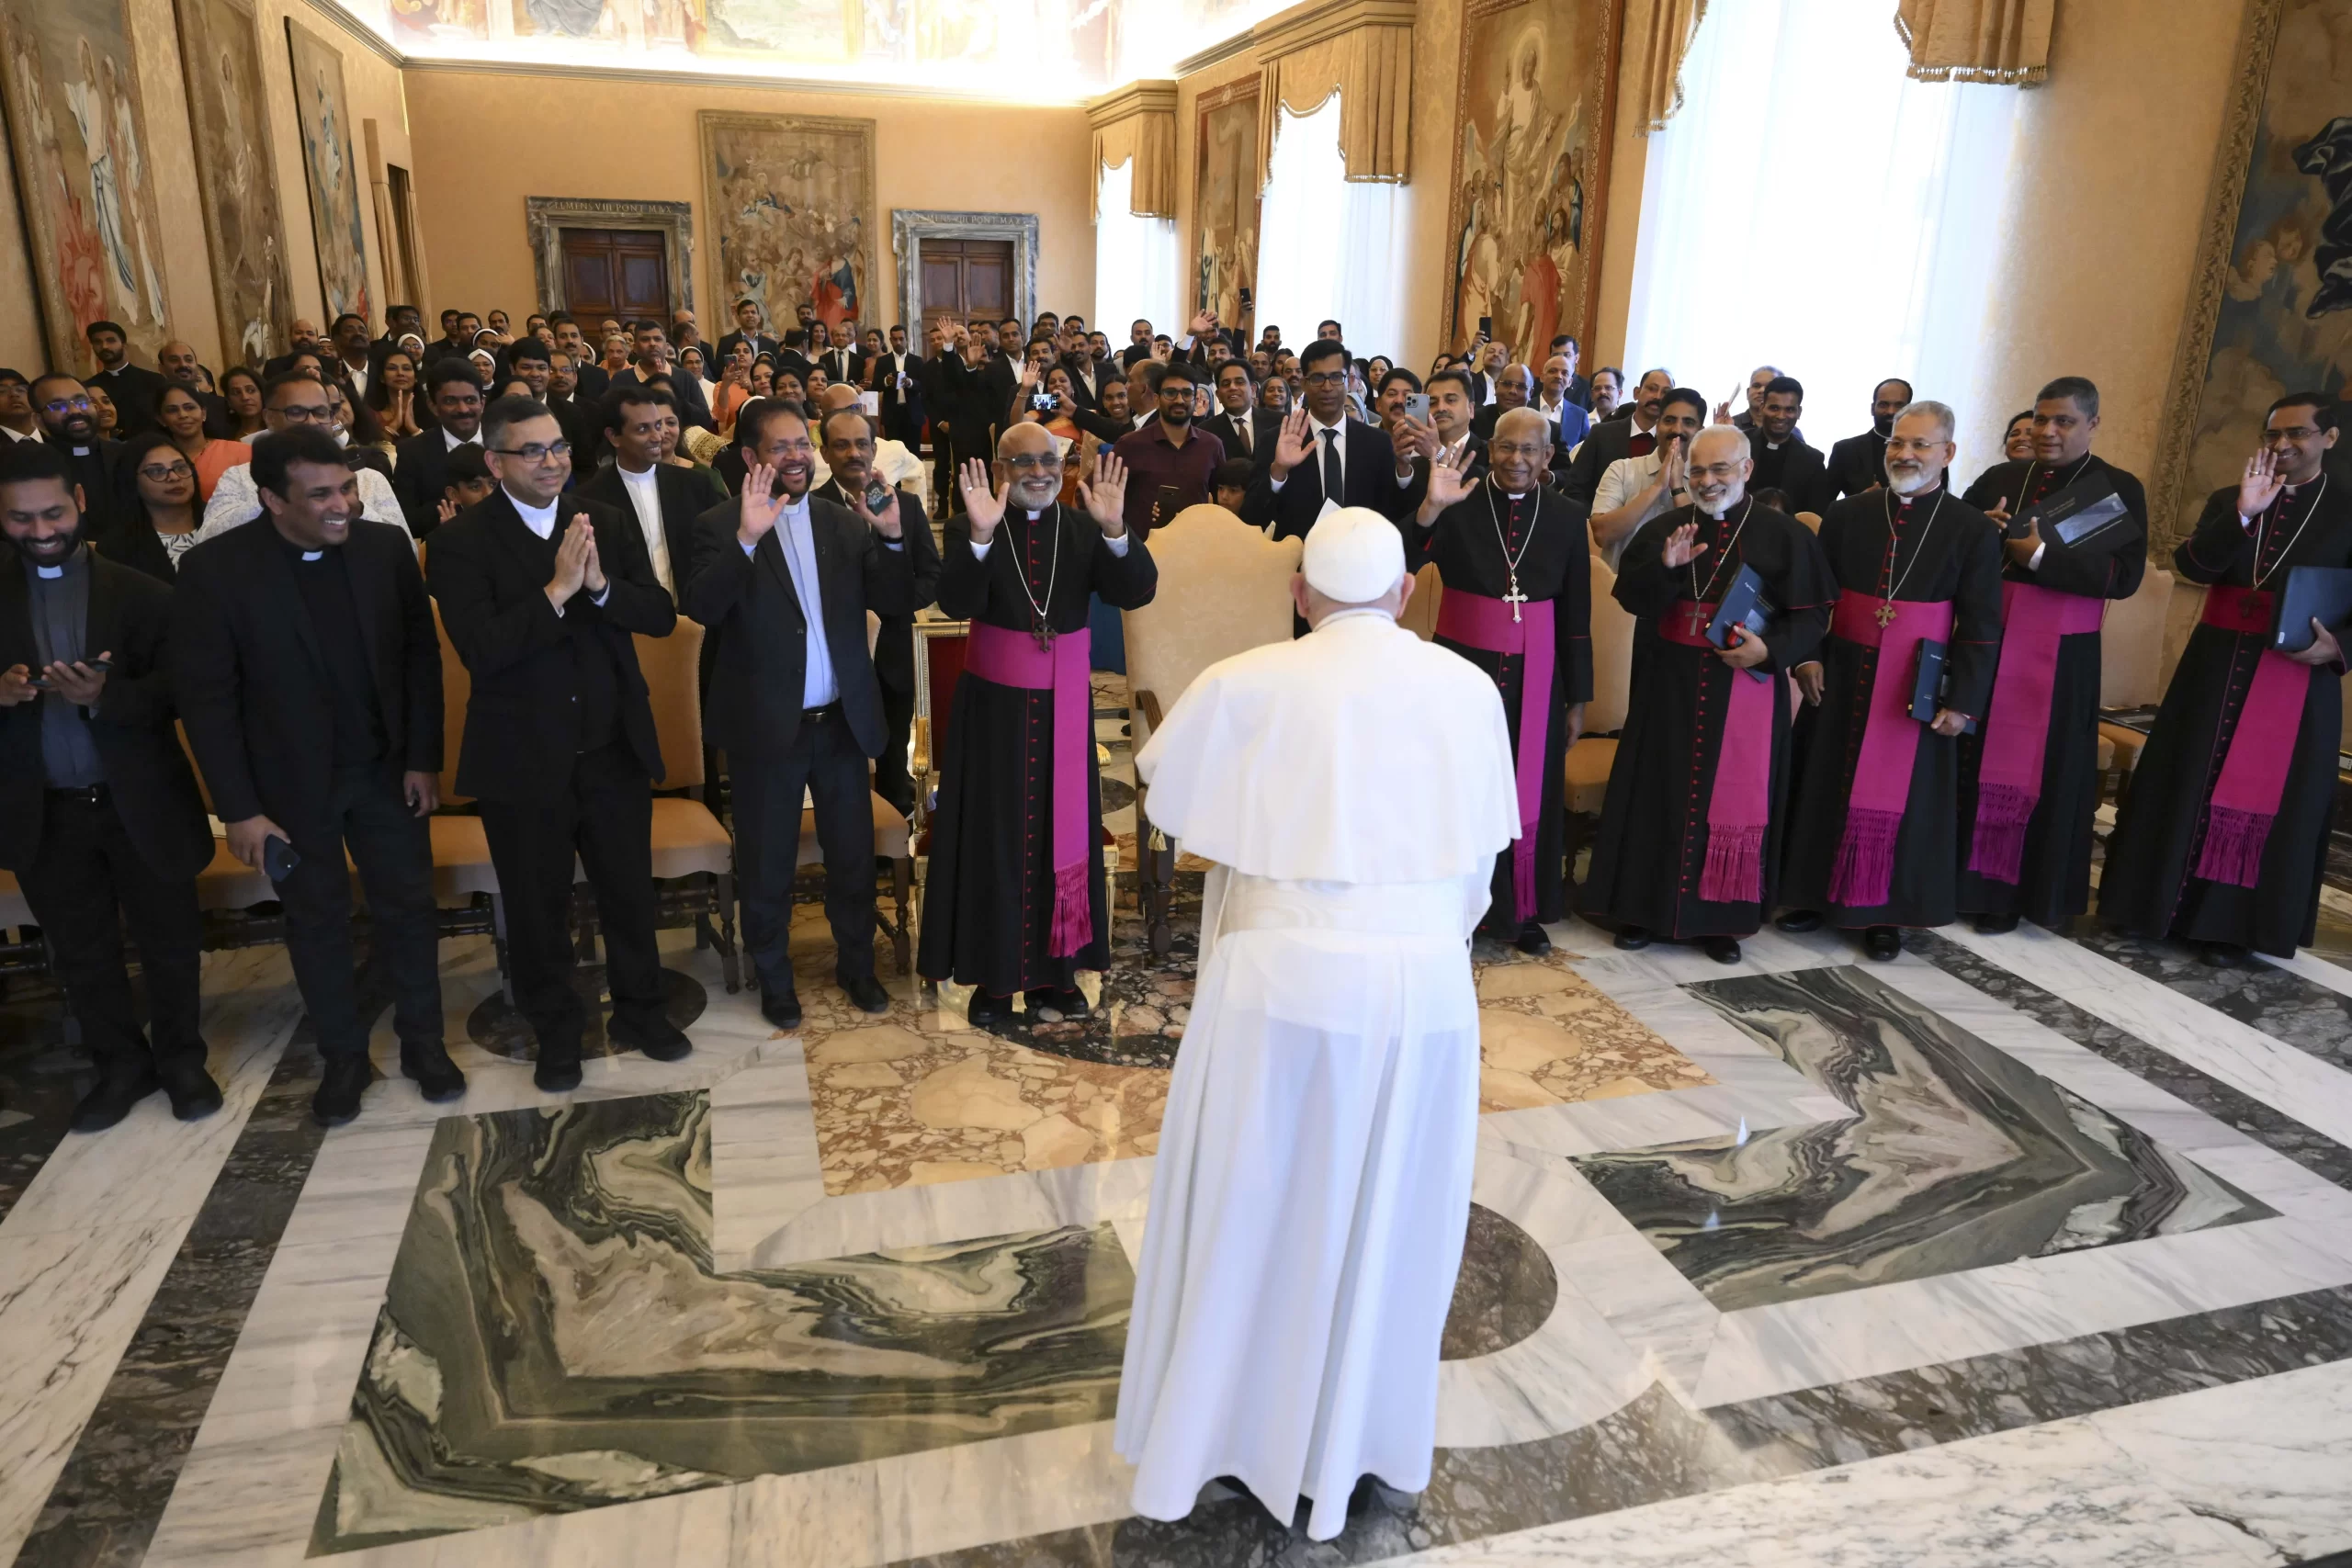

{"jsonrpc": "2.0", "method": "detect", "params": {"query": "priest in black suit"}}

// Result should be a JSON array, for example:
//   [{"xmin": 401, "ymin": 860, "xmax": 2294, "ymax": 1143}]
[
  {"xmin": 1243, "ymin": 340, "xmax": 1419, "ymax": 537},
  {"xmin": 1746, "ymin": 377, "xmax": 1832, "ymax": 514},
  {"xmin": 425, "ymin": 395, "xmax": 688, "ymax": 1090},
  {"xmin": 391, "ymin": 361, "xmax": 485, "ymax": 538},
  {"xmin": 811, "ymin": 404, "xmax": 942, "ymax": 818},
  {"xmin": 29, "ymin": 374, "xmax": 124, "ymax": 538},
  {"xmin": 174, "ymin": 428, "xmax": 458, "ymax": 1125},
  {"xmin": 684, "ymin": 401, "xmax": 919, "ymax": 1027},
  {"xmin": 1204, "ymin": 360, "xmax": 1281, "ymax": 470},
  {"xmin": 0, "ymin": 443, "xmax": 220, "ymax": 1131},
  {"xmin": 1823, "ymin": 377, "xmax": 1914, "ymax": 501}
]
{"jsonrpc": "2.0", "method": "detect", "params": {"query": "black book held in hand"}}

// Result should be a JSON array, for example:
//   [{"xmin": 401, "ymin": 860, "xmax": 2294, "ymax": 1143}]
[
  {"xmin": 2009, "ymin": 469, "xmax": 2132, "ymax": 550},
  {"xmin": 1704, "ymin": 565, "xmax": 1776, "ymax": 683},
  {"xmin": 2272, "ymin": 565, "xmax": 2352, "ymax": 652},
  {"xmin": 1911, "ymin": 639, "xmax": 1978, "ymax": 733}
]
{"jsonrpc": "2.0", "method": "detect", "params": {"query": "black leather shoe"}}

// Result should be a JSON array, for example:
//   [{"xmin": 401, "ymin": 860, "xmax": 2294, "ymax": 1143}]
[
  {"xmin": 399, "ymin": 1041, "xmax": 468, "ymax": 1102},
  {"xmin": 1973, "ymin": 911, "xmax": 2021, "ymax": 935},
  {"xmin": 1516, "ymin": 921, "xmax": 1554, "ymax": 956},
  {"xmin": 71, "ymin": 1066, "xmax": 159, "ymax": 1133},
  {"xmin": 1027, "ymin": 986, "xmax": 1091, "ymax": 1021},
  {"xmin": 311, "ymin": 1055, "xmax": 373, "ymax": 1126},
  {"xmin": 967, "ymin": 989, "xmax": 1012, "ymax": 1027},
  {"xmin": 2199, "ymin": 941, "xmax": 2252, "ymax": 969},
  {"xmin": 610, "ymin": 1013, "xmax": 692, "ymax": 1062},
  {"xmin": 1775, "ymin": 909, "xmax": 1824, "ymax": 933},
  {"xmin": 762, "ymin": 987, "xmax": 803, "ymax": 1031},
  {"xmin": 156, "ymin": 1056, "xmax": 224, "ymax": 1121},
  {"xmin": 1613, "ymin": 926, "xmax": 1652, "ymax": 951},
  {"xmin": 1863, "ymin": 926, "xmax": 1903, "ymax": 962},
  {"xmin": 534, "ymin": 1041, "xmax": 584, "ymax": 1093},
  {"xmin": 839, "ymin": 974, "xmax": 891, "ymax": 1015},
  {"xmin": 1702, "ymin": 936, "xmax": 1743, "ymax": 964}
]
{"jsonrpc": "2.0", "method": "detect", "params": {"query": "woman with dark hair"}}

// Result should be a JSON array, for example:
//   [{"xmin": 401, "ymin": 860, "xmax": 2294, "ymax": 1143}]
[
  {"xmin": 368, "ymin": 345, "xmax": 424, "ymax": 439},
  {"xmin": 218, "ymin": 366, "xmax": 266, "ymax": 439},
  {"xmin": 105, "ymin": 434, "xmax": 201, "ymax": 580},
  {"xmin": 86, "ymin": 383, "xmax": 120, "ymax": 440},
  {"xmin": 152, "ymin": 381, "xmax": 243, "ymax": 502},
  {"xmin": 1258, "ymin": 375, "xmax": 1291, "ymax": 414},
  {"xmin": 2001, "ymin": 409, "xmax": 2035, "ymax": 462},
  {"xmin": 325, "ymin": 378, "xmax": 390, "ymax": 461}
]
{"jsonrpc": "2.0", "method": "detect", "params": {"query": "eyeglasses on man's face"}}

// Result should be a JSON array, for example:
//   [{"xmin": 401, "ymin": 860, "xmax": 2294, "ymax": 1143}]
[
  {"xmin": 40, "ymin": 395, "xmax": 93, "ymax": 414},
  {"xmin": 1002, "ymin": 453, "xmax": 1059, "ymax": 473},
  {"xmin": 492, "ymin": 440, "xmax": 572, "ymax": 464},
  {"xmin": 1302, "ymin": 371, "xmax": 1348, "ymax": 389}
]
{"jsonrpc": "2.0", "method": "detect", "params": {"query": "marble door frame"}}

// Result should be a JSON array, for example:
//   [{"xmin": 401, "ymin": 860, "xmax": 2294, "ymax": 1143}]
[{"xmin": 889, "ymin": 209, "xmax": 1042, "ymax": 333}]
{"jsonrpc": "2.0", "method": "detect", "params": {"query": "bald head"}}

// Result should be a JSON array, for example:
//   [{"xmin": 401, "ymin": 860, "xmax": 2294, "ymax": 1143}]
[
  {"xmin": 820, "ymin": 383, "xmax": 862, "ymax": 414},
  {"xmin": 159, "ymin": 340, "xmax": 202, "ymax": 385},
  {"xmin": 1687, "ymin": 424, "xmax": 1753, "ymax": 516},
  {"xmin": 995, "ymin": 420, "xmax": 1061, "ymax": 511},
  {"xmin": 1494, "ymin": 363, "xmax": 1534, "ymax": 410}
]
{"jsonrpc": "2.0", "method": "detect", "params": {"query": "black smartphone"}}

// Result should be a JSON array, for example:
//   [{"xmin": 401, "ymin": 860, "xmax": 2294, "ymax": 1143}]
[
  {"xmin": 1030, "ymin": 391, "xmax": 1056, "ymax": 412},
  {"xmin": 1477, "ymin": 315, "xmax": 1494, "ymax": 340},
  {"xmin": 1153, "ymin": 484, "xmax": 1182, "ymax": 525},
  {"xmin": 25, "ymin": 655, "xmax": 114, "ymax": 692},
  {"xmin": 262, "ymin": 834, "xmax": 302, "ymax": 884},
  {"xmin": 1238, "ymin": 286, "xmax": 1253, "ymax": 312},
  {"xmin": 865, "ymin": 479, "xmax": 893, "ymax": 510}
]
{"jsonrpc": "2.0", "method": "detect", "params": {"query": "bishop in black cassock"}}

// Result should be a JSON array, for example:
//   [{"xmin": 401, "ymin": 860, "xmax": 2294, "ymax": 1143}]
[
  {"xmin": 1779, "ymin": 407, "xmax": 2003, "ymax": 955},
  {"xmin": 1956, "ymin": 448, "xmax": 2147, "ymax": 931},
  {"xmin": 2103, "ymin": 397, "xmax": 2352, "ymax": 962},
  {"xmin": 1587, "ymin": 426, "xmax": 1835, "ymax": 961},
  {"xmin": 917, "ymin": 429, "xmax": 1158, "ymax": 1024},
  {"xmin": 1406, "ymin": 409, "xmax": 1593, "ymax": 950}
]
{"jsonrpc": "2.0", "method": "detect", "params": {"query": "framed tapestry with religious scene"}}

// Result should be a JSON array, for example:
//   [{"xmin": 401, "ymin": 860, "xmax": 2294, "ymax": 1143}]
[
  {"xmin": 175, "ymin": 0, "xmax": 294, "ymax": 369},
  {"xmin": 1439, "ymin": 0, "xmax": 1623, "ymax": 365},
  {"xmin": 0, "ymin": 0, "xmax": 175, "ymax": 370},
  {"xmin": 699, "ymin": 111, "xmax": 877, "ymax": 337},
  {"xmin": 285, "ymin": 18, "xmax": 372, "ymax": 325},
  {"xmin": 1193, "ymin": 80, "xmax": 1260, "ymax": 329}
]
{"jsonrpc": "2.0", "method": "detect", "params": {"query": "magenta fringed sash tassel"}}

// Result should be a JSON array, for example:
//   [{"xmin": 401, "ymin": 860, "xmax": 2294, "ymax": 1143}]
[
  {"xmin": 2192, "ymin": 645, "xmax": 2310, "ymax": 889},
  {"xmin": 1967, "ymin": 783, "xmax": 2036, "ymax": 886},
  {"xmin": 1828, "ymin": 807, "xmax": 1905, "ymax": 908},
  {"xmin": 967, "ymin": 621, "xmax": 1099, "ymax": 957}
]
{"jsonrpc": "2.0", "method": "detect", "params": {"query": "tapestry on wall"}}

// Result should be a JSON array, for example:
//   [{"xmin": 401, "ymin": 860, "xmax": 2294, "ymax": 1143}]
[
  {"xmin": 1441, "ymin": 0, "xmax": 1622, "ymax": 364},
  {"xmin": 0, "ymin": 0, "xmax": 175, "ymax": 371},
  {"xmin": 699, "ymin": 111, "xmax": 876, "ymax": 335},
  {"xmin": 176, "ymin": 0, "xmax": 294, "ymax": 368},
  {"xmin": 285, "ymin": 18, "xmax": 372, "ymax": 326},
  {"xmin": 1193, "ymin": 82, "xmax": 1259, "ymax": 331},
  {"xmin": 2162, "ymin": 0, "xmax": 2352, "ymax": 545}
]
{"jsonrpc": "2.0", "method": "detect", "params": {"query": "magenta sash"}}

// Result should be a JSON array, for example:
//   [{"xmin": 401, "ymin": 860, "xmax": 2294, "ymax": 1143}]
[
  {"xmin": 1968, "ymin": 582, "xmax": 2105, "ymax": 883},
  {"xmin": 1826, "ymin": 592, "xmax": 1954, "ymax": 908},
  {"xmin": 1660, "ymin": 600, "xmax": 1774, "ymax": 905},
  {"xmin": 966, "ymin": 622, "xmax": 1096, "ymax": 955},
  {"xmin": 2191, "ymin": 588, "xmax": 2312, "ymax": 888},
  {"xmin": 1439, "ymin": 589, "xmax": 1556, "ymax": 920}
]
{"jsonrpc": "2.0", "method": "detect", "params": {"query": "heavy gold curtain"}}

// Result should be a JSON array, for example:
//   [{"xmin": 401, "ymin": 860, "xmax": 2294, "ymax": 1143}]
[
  {"xmin": 1251, "ymin": 0, "xmax": 1414, "ymax": 188},
  {"xmin": 1635, "ymin": 0, "xmax": 1709, "ymax": 133},
  {"xmin": 1088, "ymin": 82, "xmax": 1179, "ymax": 220},
  {"xmin": 1894, "ymin": 0, "xmax": 2054, "ymax": 84}
]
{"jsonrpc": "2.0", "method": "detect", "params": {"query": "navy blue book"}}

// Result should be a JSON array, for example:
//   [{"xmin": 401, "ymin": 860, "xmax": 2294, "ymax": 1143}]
[
  {"xmin": 1911, "ymin": 639, "xmax": 1978, "ymax": 733},
  {"xmin": 2272, "ymin": 565, "xmax": 2352, "ymax": 652},
  {"xmin": 1704, "ymin": 565, "xmax": 1775, "ymax": 683},
  {"xmin": 2010, "ymin": 470, "xmax": 2132, "ymax": 550}
]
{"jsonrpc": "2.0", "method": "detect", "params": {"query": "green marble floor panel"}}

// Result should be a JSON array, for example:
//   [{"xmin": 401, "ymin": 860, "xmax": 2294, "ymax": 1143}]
[{"xmin": 308, "ymin": 1092, "xmax": 1133, "ymax": 1556}]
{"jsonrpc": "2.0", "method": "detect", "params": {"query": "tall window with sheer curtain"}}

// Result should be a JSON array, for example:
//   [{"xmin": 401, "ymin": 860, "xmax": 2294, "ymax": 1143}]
[
  {"xmin": 1623, "ymin": 0, "xmax": 2024, "ymax": 460},
  {"xmin": 1251, "ymin": 96, "xmax": 1408, "ymax": 358},
  {"xmin": 1094, "ymin": 158, "xmax": 1182, "ymax": 343}
]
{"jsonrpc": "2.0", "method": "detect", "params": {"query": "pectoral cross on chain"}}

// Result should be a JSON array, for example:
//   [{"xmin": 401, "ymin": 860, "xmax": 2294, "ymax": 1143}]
[
  {"xmin": 1503, "ymin": 575, "xmax": 1528, "ymax": 624},
  {"xmin": 1683, "ymin": 603, "xmax": 1712, "ymax": 638},
  {"xmin": 1873, "ymin": 599, "xmax": 1898, "ymax": 630},
  {"xmin": 2239, "ymin": 591, "xmax": 2266, "ymax": 622},
  {"xmin": 1033, "ymin": 616, "xmax": 1056, "ymax": 653}
]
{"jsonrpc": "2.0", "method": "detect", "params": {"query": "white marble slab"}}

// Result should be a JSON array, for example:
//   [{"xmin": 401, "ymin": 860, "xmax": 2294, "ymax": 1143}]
[{"xmin": 2261, "ymin": 944, "xmax": 2352, "ymax": 1002}]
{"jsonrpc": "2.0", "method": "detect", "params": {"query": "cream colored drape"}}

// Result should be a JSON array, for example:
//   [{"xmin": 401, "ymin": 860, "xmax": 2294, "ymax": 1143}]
[
  {"xmin": 1635, "ymin": 0, "xmax": 1709, "ymax": 133},
  {"xmin": 1894, "ymin": 0, "xmax": 2054, "ymax": 84},
  {"xmin": 1089, "ymin": 82, "xmax": 1180, "ymax": 220},
  {"xmin": 1251, "ymin": 0, "xmax": 1414, "ymax": 187}
]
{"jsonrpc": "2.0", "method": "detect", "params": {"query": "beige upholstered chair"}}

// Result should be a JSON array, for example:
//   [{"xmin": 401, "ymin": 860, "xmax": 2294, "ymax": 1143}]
[
  {"xmin": 1121, "ymin": 503, "xmax": 1303, "ymax": 953},
  {"xmin": 1562, "ymin": 558, "xmax": 1635, "ymax": 897},
  {"xmin": 175, "ymin": 720, "xmax": 287, "ymax": 914},
  {"xmin": 635, "ymin": 617, "xmax": 742, "ymax": 990},
  {"xmin": 1396, "ymin": 562, "xmax": 1444, "ymax": 641},
  {"xmin": 2097, "ymin": 566, "xmax": 2174, "ymax": 794}
]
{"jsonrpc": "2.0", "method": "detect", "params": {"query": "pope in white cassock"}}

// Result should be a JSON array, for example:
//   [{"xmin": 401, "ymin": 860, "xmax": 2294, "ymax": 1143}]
[{"xmin": 1114, "ymin": 507, "xmax": 1521, "ymax": 1539}]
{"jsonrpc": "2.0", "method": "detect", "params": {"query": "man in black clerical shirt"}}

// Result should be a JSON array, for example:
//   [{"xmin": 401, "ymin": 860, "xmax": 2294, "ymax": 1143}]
[
  {"xmin": 29, "ymin": 374, "xmax": 122, "ymax": 538},
  {"xmin": 1746, "ymin": 377, "xmax": 1830, "ymax": 513},
  {"xmin": 428, "ymin": 395, "xmax": 687, "ymax": 1090},
  {"xmin": 1824, "ymin": 378, "xmax": 1914, "ymax": 501},
  {"xmin": 0, "ymin": 443, "xmax": 220, "ymax": 1131},
  {"xmin": 174, "ymin": 428, "xmax": 459, "ymax": 1125},
  {"xmin": 84, "ymin": 321, "xmax": 169, "ymax": 438}
]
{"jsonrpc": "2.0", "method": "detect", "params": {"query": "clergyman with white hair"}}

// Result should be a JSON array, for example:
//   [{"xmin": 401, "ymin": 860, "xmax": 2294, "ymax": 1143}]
[
  {"xmin": 1583, "ymin": 421, "xmax": 1838, "ymax": 964},
  {"xmin": 1114, "ymin": 505, "xmax": 1518, "ymax": 1540}
]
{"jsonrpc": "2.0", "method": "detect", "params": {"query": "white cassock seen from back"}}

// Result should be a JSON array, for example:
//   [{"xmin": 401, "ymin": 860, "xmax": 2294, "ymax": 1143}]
[{"xmin": 1115, "ymin": 508, "xmax": 1519, "ymax": 1540}]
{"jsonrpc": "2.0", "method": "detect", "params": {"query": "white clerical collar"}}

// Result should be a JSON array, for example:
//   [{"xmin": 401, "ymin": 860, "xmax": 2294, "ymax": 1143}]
[
  {"xmin": 508, "ymin": 490, "xmax": 561, "ymax": 538},
  {"xmin": 301, "ymin": 550, "xmax": 323, "ymax": 561},
  {"xmin": 1501, "ymin": 490, "xmax": 1530, "ymax": 502},
  {"xmin": 1767, "ymin": 439, "xmax": 1784, "ymax": 451},
  {"xmin": 35, "ymin": 564, "xmax": 62, "ymax": 578},
  {"xmin": 71, "ymin": 445, "xmax": 90, "ymax": 457}
]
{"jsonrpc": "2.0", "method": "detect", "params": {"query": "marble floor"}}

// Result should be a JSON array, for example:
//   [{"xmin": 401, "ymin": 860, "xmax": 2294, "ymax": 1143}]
[{"xmin": 5, "ymin": 701, "xmax": 2352, "ymax": 1566}]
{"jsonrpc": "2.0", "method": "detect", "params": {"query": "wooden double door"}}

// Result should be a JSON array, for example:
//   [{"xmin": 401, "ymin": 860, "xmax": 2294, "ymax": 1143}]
[
  {"xmin": 560, "ymin": 227, "xmax": 671, "ymax": 322},
  {"xmin": 918, "ymin": 237, "xmax": 1013, "ymax": 332}
]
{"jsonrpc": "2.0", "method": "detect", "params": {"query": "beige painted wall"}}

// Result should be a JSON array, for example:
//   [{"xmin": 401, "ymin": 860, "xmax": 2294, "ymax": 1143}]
[
  {"xmin": 0, "ymin": 0, "xmax": 410, "ymax": 375},
  {"xmin": 400, "ymin": 71, "xmax": 1094, "ymax": 331}
]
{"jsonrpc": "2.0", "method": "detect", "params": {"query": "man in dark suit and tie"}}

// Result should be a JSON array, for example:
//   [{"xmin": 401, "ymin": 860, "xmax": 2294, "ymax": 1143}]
[
  {"xmin": 174, "ymin": 428, "xmax": 459, "ymax": 1125},
  {"xmin": 1824, "ymin": 377, "xmax": 1914, "ymax": 501},
  {"xmin": 1204, "ymin": 360, "xmax": 1281, "ymax": 472},
  {"xmin": 426, "ymin": 395, "xmax": 687, "ymax": 1090},
  {"xmin": 392, "ymin": 361, "xmax": 486, "ymax": 538},
  {"xmin": 1560, "ymin": 367, "xmax": 1673, "ymax": 505},
  {"xmin": 811, "ymin": 405, "xmax": 942, "ymax": 818},
  {"xmin": 684, "ymin": 402, "xmax": 915, "ymax": 1028},
  {"xmin": 1244, "ymin": 339, "xmax": 1419, "ymax": 538},
  {"xmin": 716, "ymin": 298, "xmax": 781, "ymax": 366},
  {"xmin": 575, "ymin": 385, "xmax": 718, "ymax": 600},
  {"xmin": 0, "ymin": 443, "xmax": 221, "ymax": 1130},
  {"xmin": 816, "ymin": 321, "xmax": 865, "ymax": 390},
  {"xmin": 868, "ymin": 324, "xmax": 927, "ymax": 448}
]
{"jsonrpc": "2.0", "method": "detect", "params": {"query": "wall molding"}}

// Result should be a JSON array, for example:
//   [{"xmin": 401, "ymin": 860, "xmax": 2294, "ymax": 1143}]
[
  {"xmin": 525, "ymin": 197, "xmax": 696, "ymax": 317},
  {"xmin": 890, "ymin": 209, "xmax": 1041, "ymax": 332},
  {"xmin": 394, "ymin": 54, "xmax": 1092, "ymax": 106}
]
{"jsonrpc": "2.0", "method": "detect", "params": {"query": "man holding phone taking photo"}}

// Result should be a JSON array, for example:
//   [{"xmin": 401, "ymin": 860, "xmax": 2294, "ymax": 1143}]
[{"xmin": 1113, "ymin": 360, "xmax": 1225, "ymax": 536}]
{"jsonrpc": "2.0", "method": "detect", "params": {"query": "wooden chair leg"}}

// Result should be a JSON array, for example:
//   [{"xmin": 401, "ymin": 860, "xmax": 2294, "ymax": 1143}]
[
  {"xmin": 892, "ymin": 856, "xmax": 913, "ymax": 975},
  {"xmin": 1139, "ymin": 797, "xmax": 1175, "ymax": 962},
  {"xmin": 714, "ymin": 871, "xmax": 741, "ymax": 994}
]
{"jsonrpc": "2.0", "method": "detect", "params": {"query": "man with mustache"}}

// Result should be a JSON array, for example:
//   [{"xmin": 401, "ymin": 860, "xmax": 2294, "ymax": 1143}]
[
  {"xmin": 1585, "ymin": 423, "xmax": 1836, "ymax": 964},
  {"xmin": 918, "ymin": 423, "xmax": 1155, "ymax": 1027},
  {"xmin": 1776, "ymin": 400, "xmax": 2005, "ymax": 960},
  {"xmin": 1562, "ymin": 366, "xmax": 1674, "ymax": 508},
  {"xmin": 0, "ymin": 442, "xmax": 220, "ymax": 1130},
  {"xmin": 29, "ymin": 374, "xmax": 122, "ymax": 538},
  {"xmin": 1823, "ymin": 377, "xmax": 1915, "ymax": 502},
  {"xmin": 1408, "ymin": 406, "xmax": 1591, "ymax": 953},
  {"xmin": 1956, "ymin": 376, "xmax": 2147, "ymax": 934},
  {"xmin": 1113, "ymin": 358, "xmax": 1224, "ymax": 535}
]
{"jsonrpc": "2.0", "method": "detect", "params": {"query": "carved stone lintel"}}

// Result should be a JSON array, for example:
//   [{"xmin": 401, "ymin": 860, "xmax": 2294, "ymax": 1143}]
[
  {"xmin": 890, "ymin": 209, "xmax": 1042, "ymax": 333},
  {"xmin": 525, "ymin": 197, "xmax": 696, "ymax": 317}
]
